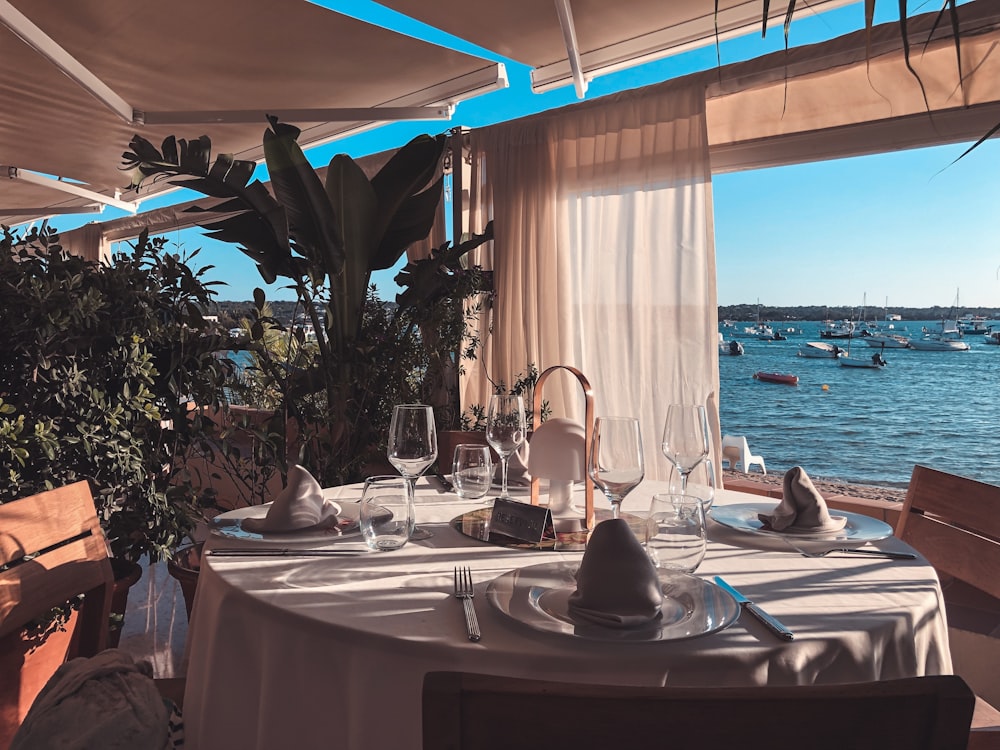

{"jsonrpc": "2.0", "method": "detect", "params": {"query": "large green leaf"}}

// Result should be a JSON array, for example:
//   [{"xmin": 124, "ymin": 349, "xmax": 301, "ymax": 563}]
[
  {"xmin": 371, "ymin": 175, "xmax": 444, "ymax": 271},
  {"xmin": 370, "ymin": 134, "xmax": 445, "ymax": 246},
  {"xmin": 263, "ymin": 117, "xmax": 344, "ymax": 278},
  {"xmin": 324, "ymin": 154, "xmax": 378, "ymax": 346}
]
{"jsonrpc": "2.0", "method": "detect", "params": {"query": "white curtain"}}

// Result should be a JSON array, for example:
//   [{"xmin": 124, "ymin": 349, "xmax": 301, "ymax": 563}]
[{"xmin": 467, "ymin": 77, "xmax": 720, "ymax": 480}]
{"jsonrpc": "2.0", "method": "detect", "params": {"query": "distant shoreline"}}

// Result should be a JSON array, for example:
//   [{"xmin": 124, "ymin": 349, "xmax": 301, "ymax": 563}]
[{"xmin": 718, "ymin": 306, "xmax": 1000, "ymax": 322}]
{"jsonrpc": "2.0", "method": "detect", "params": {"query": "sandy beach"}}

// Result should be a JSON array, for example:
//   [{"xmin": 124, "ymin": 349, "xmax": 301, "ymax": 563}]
[{"xmin": 723, "ymin": 469, "xmax": 907, "ymax": 503}]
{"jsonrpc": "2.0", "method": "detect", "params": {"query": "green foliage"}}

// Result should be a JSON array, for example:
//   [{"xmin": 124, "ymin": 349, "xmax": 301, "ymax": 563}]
[
  {"xmin": 123, "ymin": 121, "xmax": 493, "ymax": 485},
  {"xmin": 0, "ymin": 225, "xmax": 233, "ymax": 562}
]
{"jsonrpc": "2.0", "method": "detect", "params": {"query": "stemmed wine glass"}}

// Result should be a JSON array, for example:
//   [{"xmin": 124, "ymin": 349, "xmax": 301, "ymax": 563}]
[
  {"xmin": 387, "ymin": 404, "xmax": 437, "ymax": 539},
  {"xmin": 485, "ymin": 394, "xmax": 527, "ymax": 502},
  {"xmin": 660, "ymin": 404, "xmax": 709, "ymax": 493},
  {"xmin": 588, "ymin": 416, "xmax": 645, "ymax": 519}
]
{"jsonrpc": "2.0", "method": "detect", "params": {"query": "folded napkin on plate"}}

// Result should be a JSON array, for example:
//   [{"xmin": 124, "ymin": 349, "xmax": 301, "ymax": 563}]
[
  {"xmin": 241, "ymin": 464, "xmax": 340, "ymax": 534},
  {"xmin": 567, "ymin": 518, "xmax": 663, "ymax": 628},
  {"xmin": 757, "ymin": 466, "xmax": 847, "ymax": 533}
]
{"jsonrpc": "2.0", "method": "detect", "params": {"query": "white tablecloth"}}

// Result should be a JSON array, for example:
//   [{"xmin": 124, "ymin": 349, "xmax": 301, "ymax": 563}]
[{"xmin": 183, "ymin": 481, "xmax": 951, "ymax": 750}]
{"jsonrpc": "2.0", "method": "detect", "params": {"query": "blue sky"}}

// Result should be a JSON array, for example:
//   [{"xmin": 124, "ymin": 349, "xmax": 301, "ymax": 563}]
[{"xmin": 53, "ymin": 1, "xmax": 1000, "ymax": 309}]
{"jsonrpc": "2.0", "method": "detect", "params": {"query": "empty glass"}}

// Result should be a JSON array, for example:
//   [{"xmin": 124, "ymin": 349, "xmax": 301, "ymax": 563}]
[
  {"xmin": 452, "ymin": 444, "xmax": 493, "ymax": 500},
  {"xmin": 661, "ymin": 404, "xmax": 710, "ymax": 492},
  {"xmin": 669, "ymin": 457, "xmax": 717, "ymax": 512},
  {"xmin": 387, "ymin": 404, "xmax": 437, "ymax": 539},
  {"xmin": 588, "ymin": 416, "xmax": 645, "ymax": 519},
  {"xmin": 360, "ymin": 475, "xmax": 414, "ymax": 551},
  {"xmin": 486, "ymin": 394, "xmax": 527, "ymax": 501},
  {"xmin": 644, "ymin": 493, "xmax": 707, "ymax": 573}
]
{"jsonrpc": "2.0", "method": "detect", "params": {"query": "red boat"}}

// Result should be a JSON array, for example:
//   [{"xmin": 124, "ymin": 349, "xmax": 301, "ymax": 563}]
[{"xmin": 754, "ymin": 371, "xmax": 799, "ymax": 385}]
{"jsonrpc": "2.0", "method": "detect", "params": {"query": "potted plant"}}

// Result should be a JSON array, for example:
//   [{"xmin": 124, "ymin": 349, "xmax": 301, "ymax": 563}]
[
  {"xmin": 0, "ymin": 224, "xmax": 233, "ymax": 639},
  {"xmin": 123, "ymin": 118, "xmax": 493, "ymax": 487}
]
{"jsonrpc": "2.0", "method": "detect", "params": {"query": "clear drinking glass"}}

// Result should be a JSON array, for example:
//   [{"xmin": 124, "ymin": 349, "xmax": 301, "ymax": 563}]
[
  {"xmin": 485, "ymin": 394, "xmax": 527, "ymax": 501},
  {"xmin": 452, "ymin": 444, "xmax": 493, "ymax": 500},
  {"xmin": 587, "ymin": 416, "xmax": 645, "ymax": 519},
  {"xmin": 669, "ymin": 457, "xmax": 717, "ymax": 512},
  {"xmin": 360, "ymin": 475, "xmax": 415, "ymax": 551},
  {"xmin": 387, "ymin": 404, "xmax": 437, "ymax": 539},
  {"xmin": 644, "ymin": 493, "xmax": 707, "ymax": 573},
  {"xmin": 661, "ymin": 404, "xmax": 709, "ymax": 493}
]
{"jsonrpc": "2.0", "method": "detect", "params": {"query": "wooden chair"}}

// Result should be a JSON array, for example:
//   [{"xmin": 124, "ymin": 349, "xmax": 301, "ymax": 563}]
[
  {"xmin": 0, "ymin": 482, "xmax": 184, "ymax": 747},
  {"xmin": 423, "ymin": 671, "xmax": 974, "ymax": 750},
  {"xmin": 897, "ymin": 465, "xmax": 1000, "ymax": 749}
]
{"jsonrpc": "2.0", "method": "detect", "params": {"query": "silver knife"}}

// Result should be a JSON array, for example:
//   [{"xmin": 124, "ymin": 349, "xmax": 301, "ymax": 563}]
[
  {"xmin": 208, "ymin": 548, "xmax": 364, "ymax": 557},
  {"xmin": 714, "ymin": 576, "xmax": 795, "ymax": 641}
]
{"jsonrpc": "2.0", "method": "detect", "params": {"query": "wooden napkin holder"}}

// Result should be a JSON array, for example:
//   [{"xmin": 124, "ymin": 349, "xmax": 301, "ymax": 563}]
[{"xmin": 528, "ymin": 365, "xmax": 596, "ymax": 530}]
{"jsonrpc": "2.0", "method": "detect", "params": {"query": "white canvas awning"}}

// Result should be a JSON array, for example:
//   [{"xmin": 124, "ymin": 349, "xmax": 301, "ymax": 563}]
[
  {"xmin": 377, "ymin": 0, "xmax": 859, "ymax": 95},
  {"xmin": 0, "ymin": 0, "xmax": 506, "ymax": 225}
]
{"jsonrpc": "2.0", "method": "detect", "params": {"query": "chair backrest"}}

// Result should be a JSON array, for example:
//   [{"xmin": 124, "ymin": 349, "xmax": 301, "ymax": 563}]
[
  {"xmin": 1, "ymin": 481, "xmax": 114, "ymax": 747},
  {"xmin": 0, "ymin": 481, "xmax": 113, "ymax": 649},
  {"xmin": 422, "ymin": 671, "xmax": 974, "ymax": 750},
  {"xmin": 896, "ymin": 465, "xmax": 1000, "ymax": 601}
]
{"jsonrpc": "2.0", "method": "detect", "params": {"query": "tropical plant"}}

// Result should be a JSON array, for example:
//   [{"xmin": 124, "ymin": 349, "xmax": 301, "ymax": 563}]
[
  {"xmin": 0, "ymin": 225, "xmax": 233, "ymax": 563},
  {"xmin": 122, "ymin": 118, "xmax": 493, "ymax": 485}
]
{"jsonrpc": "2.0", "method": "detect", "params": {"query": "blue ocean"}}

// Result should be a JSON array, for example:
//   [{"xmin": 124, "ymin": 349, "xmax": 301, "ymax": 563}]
[{"xmin": 718, "ymin": 321, "xmax": 1000, "ymax": 488}]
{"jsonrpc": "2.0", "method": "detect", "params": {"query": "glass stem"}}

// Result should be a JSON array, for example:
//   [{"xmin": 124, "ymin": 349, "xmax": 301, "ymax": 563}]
[
  {"xmin": 680, "ymin": 473, "xmax": 689, "ymax": 492},
  {"xmin": 612, "ymin": 499, "xmax": 621, "ymax": 519},
  {"xmin": 500, "ymin": 455, "xmax": 510, "ymax": 497}
]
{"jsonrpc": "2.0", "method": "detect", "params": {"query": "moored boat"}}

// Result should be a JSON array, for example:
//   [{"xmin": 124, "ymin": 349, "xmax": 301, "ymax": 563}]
[
  {"xmin": 910, "ymin": 319, "xmax": 970, "ymax": 351},
  {"xmin": 797, "ymin": 341, "xmax": 843, "ymax": 358},
  {"xmin": 839, "ymin": 352, "xmax": 887, "ymax": 368},
  {"xmin": 754, "ymin": 371, "xmax": 799, "ymax": 385},
  {"xmin": 819, "ymin": 319, "xmax": 856, "ymax": 339},
  {"xmin": 862, "ymin": 332, "xmax": 910, "ymax": 348},
  {"xmin": 986, "ymin": 331, "xmax": 1000, "ymax": 346}
]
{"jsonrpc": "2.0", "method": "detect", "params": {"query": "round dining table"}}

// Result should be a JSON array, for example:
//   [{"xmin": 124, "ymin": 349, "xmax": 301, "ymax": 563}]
[{"xmin": 182, "ymin": 480, "xmax": 951, "ymax": 750}]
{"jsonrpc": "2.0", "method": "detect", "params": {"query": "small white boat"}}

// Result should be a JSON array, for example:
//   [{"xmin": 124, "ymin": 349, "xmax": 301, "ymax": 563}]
[
  {"xmin": 910, "ymin": 319, "xmax": 970, "ymax": 351},
  {"xmin": 862, "ymin": 333, "xmax": 910, "ymax": 348},
  {"xmin": 838, "ymin": 352, "xmax": 887, "ymax": 368},
  {"xmin": 719, "ymin": 339, "xmax": 745, "ymax": 356},
  {"xmin": 819, "ymin": 319, "xmax": 856, "ymax": 339},
  {"xmin": 909, "ymin": 337, "xmax": 970, "ymax": 351},
  {"xmin": 797, "ymin": 341, "xmax": 844, "ymax": 358}
]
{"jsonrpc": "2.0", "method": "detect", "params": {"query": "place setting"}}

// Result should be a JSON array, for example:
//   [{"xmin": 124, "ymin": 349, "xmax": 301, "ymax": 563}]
[
  {"xmin": 706, "ymin": 465, "xmax": 915, "ymax": 559},
  {"xmin": 473, "ymin": 407, "xmax": 750, "ymax": 644}
]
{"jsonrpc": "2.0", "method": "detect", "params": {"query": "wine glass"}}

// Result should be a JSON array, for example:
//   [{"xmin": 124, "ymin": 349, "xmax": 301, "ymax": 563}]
[
  {"xmin": 485, "ymin": 394, "xmax": 527, "ymax": 502},
  {"xmin": 661, "ymin": 404, "xmax": 709, "ymax": 493},
  {"xmin": 587, "ymin": 416, "xmax": 645, "ymax": 519},
  {"xmin": 669, "ymin": 457, "xmax": 717, "ymax": 513},
  {"xmin": 387, "ymin": 404, "xmax": 437, "ymax": 539}
]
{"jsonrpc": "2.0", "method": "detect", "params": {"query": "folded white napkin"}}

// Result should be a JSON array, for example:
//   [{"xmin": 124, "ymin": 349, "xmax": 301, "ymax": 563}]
[
  {"xmin": 241, "ymin": 465, "xmax": 340, "ymax": 534},
  {"xmin": 568, "ymin": 519, "xmax": 663, "ymax": 628},
  {"xmin": 758, "ymin": 466, "xmax": 847, "ymax": 533}
]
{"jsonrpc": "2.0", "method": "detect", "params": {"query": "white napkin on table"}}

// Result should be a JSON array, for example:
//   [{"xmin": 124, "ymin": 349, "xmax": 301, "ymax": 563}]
[
  {"xmin": 757, "ymin": 466, "xmax": 847, "ymax": 533},
  {"xmin": 241, "ymin": 465, "xmax": 340, "ymax": 534},
  {"xmin": 567, "ymin": 519, "xmax": 663, "ymax": 628}
]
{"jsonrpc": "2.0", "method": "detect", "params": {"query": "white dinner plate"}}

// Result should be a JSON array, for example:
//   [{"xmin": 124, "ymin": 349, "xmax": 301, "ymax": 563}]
[
  {"xmin": 486, "ymin": 561, "xmax": 740, "ymax": 642},
  {"xmin": 709, "ymin": 502, "xmax": 893, "ymax": 542},
  {"xmin": 211, "ymin": 499, "xmax": 362, "ymax": 543}
]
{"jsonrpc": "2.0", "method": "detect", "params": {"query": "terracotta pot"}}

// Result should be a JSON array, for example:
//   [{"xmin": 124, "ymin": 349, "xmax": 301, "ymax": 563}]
[
  {"xmin": 107, "ymin": 559, "xmax": 143, "ymax": 649},
  {"xmin": 0, "ymin": 611, "xmax": 79, "ymax": 748},
  {"xmin": 167, "ymin": 543, "xmax": 203, "ymax": 621}
]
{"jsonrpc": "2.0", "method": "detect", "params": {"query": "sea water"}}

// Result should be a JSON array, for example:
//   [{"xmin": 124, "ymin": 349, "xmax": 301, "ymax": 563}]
[{"xmin": 718, "ymin": 321, "xmax": 1000, "ymax": 488}]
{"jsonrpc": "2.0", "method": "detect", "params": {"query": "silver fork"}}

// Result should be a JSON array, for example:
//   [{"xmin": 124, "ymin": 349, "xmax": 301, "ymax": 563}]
[
  {"xmin": 796, "ymin": 546, "xmax": 916, "ymax": 560},
  {"xmin": 453, "ymin": 566, "xmax": 481, "ymax": 641}
]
